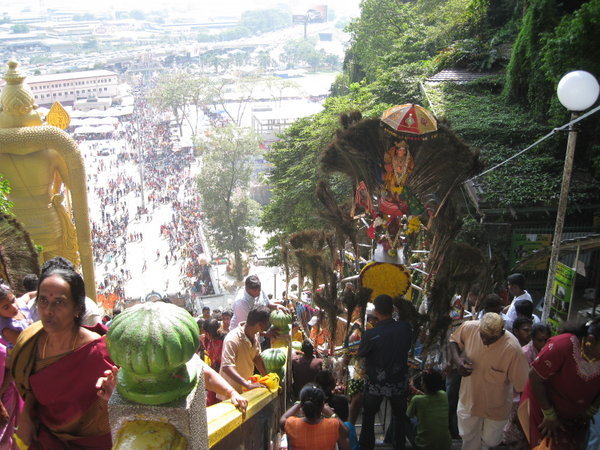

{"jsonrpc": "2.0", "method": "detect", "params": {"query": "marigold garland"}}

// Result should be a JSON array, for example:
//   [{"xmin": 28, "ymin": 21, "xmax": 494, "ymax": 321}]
[
  {"xmin": 406, "ymin": 215, "xmax": 422, "ymax": 234},
  {"xmin": 359, "ymin": 261, "xmax": 411, "ymax": 300}
]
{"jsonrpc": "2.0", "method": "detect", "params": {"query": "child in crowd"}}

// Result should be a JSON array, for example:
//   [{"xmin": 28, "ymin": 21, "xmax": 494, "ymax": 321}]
[
  {"xmin": 522, "ymin": 322, "xmax": 551, "ymax": 364},
  {"xmin": 407, "ymin": 369, "xmax": 452, "ymax": 449},
  {"xmin": 220, "ymin": 309, "xmax": 233, "ymax": 334},
  {"xmin": 323, "ymin": 387, "xmax": 358, "ymax": 450},
  {"xmin": 291, "ymin": 321, "xmax": 303, "ymax": 342},
  {"xmin": 0, "ymin": 340, "xmax": 21, "ymax": 447},
  {"xmin": 280, "ymin": 383, "xmax": 350, "ymax": 450},
  {"xmin": 0, "ymin": 283, "xmax": 32, "ymax": 348}
]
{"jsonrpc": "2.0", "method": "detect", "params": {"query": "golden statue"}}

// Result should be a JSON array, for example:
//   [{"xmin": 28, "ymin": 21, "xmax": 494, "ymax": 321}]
[{"xmin": 0, "ymin": 60, "xmax": 96, "ymax": 299}]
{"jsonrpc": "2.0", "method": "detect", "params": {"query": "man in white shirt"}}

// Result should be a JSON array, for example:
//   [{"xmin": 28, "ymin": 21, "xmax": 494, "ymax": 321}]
[
  {"xmin": 504, "ymin": 273, "xmax": 533, "ymax": 323},
  {"xmin": 230, "ymin": 275, "xmax": 271, "ymax": 330}
]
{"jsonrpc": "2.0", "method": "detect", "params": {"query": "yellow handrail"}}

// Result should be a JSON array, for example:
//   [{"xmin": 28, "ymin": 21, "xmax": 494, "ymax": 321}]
[
  {"xmin": 207, "ymin": 386, "xmax": 278, "ymax": 448},
  {"xmin": 207, "ymin": 342, "xmax": 289, "ymax": 448}
]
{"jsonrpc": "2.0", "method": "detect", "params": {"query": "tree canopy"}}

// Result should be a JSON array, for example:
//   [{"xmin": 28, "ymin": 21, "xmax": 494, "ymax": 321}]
[{"xmin": 196, "ymin": 126, "xmax": 261, "ymax": 280}]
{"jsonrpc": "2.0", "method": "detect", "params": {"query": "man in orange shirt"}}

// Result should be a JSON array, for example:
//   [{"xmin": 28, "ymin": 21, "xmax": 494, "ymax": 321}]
[
  {"xmin": 218, "ymin": 307, "xmax": 270, "ymax": 397},
  {"xmin": 449, "ymin": 312, "xmax": 529, "ymax": 450}
]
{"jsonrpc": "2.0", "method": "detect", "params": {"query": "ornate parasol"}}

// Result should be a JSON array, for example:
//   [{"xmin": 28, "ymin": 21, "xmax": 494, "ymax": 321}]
[{"xmin": 380, "ymin": 104, "xmax": 438, "ymax": 139}]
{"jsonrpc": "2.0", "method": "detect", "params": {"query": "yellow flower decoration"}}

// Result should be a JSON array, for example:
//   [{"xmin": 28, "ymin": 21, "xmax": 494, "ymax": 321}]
[
  {"xmin": 406, "ymin": 215, "xmax": 422, "ymax": 234},
  {"xmin": 360, "ymin": 262, "xmax": 411, "ymax": 300}
]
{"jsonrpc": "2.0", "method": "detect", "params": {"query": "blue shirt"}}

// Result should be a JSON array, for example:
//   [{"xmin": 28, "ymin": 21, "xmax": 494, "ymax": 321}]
[{"xmin": 358, "ymin": 317, "xmax": 411, "ymax": 396}]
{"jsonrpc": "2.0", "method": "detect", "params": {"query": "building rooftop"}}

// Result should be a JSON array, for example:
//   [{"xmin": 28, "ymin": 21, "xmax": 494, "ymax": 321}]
[
  {"xmin": 426, "ymin": 70, "xmax": 495, "ymax": 83},
  {"xmin": 251, "ymin": 103, "xmax": 323, "ymax": 122},
  {"xmin": 28, "ymin": 70, "xmax": 118, "ymax": 83}
]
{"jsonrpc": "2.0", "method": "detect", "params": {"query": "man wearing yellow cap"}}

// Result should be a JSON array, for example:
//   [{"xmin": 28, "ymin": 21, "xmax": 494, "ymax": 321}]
[{"xmin": 449, "ymin": 312, "xmax": 529, "ymax": 450}]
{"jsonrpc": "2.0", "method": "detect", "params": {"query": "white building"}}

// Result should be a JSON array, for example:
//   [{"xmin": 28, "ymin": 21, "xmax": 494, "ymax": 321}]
[
  {"xmin": 250, "ymin": 101, "xmax": 323, "ymax": 143},
  {"xmin": 73, "ymin": 96, "xmax": 112, "ymax": 111},
  {"xmin": 27, "ymin": 70, "xmax": 119, "ymax": 106}
]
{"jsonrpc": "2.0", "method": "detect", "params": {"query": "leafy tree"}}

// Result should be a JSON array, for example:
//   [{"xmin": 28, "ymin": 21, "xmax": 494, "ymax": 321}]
[
  {"xmin": 150, "ymin": 73, "xmax": 221, "ymax": 138},
  {"xmin": 503, "ymin": 0, "xmax": 563, "ymax": 120},
  {"xmin": 183, "ymin": 77, "xmax": 219, "ymax": 138},
  {"xmin": 0, "ymin": 176, "xmax": 13, "ymax": 215},
  {"xmin": 345, "ymin": 0, "xmax": 502, "ymax": 81},
  {"xmin": 205, "ymin": 76, "xmax": 262, "ymax": 126},
  {"xmin": 306, "ymin": 49, "xmax": 324, "ymax": 72},
  {"xmin": 196, "ymin": 32, "xmax": 214, "ymax": 43},
  {"xmin": 196, "ymin": 126, "xmax": 260, "ymax": 280},
  {"xmin": 199, "ymin": 51, "xmax": 222, "ymax": 73},
  {"xmin": 149, "ymin": 72, "xmax": 190, "ymax": 135},
  {"xmin": 240, "ymin": 8, "xmax": 291, "ymax": 34},
  {"xmin": 323, "ymin": 54, "xmax": 341, "ymax": 71},
  {"xmin": 265, "ymin": 77, "xmax": 299, "ymax": 106},
  {"xmin": 255, "ymin": 50, "xmax": 274, "ymax": 71},
  {"xmin": 219, "ymin": 27, "xmax": 250, "ymax": 41},
  {"xmin": 281, "ymin": 38, "xmax": 323, "ymax": 69},
  {"xmin": 541, "ymin": 0, "xmax": 600, "ymax": 89},
  {"xmin": 227, "ymin": 49, "xmax": 250, "ymax": 68},
  {"xmin": 10, "ymin": 24, "xmax": 29, "ymax": 33},
  {"xmin": 260, "ymin": 92, "xmax": 379, "ymax": 243}
]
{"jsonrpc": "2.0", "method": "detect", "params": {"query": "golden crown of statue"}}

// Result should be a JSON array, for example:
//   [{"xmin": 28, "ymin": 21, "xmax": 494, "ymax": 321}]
[{"xmin": 0, "ymin": 60, "xmax": 42, "ymax": 127}]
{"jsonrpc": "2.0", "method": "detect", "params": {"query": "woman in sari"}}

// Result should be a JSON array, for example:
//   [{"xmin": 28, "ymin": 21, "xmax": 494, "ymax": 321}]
[
  {"xmin": 11, "ymin": 267, "xmax": 117, "ymax": 449},
  {"xmin": 0, "ymin": 340, "xmax": 22, "ymax": 448},
  {"xmin": 519, "ymin": 318, "xmax": 600, "ymax": 449}
]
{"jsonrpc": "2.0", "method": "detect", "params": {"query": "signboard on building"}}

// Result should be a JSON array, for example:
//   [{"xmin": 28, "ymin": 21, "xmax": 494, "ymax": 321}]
[
  {"xmin": 547, "ymin": 262, "xmax": 576, "ymax": 334},
  {"xmin": 510, "ymin": 233, "xmax": 552, "ymax": 270},
  {"xmin": 292, "ymin": 15, "xmax": 308, "ymax": 24}
]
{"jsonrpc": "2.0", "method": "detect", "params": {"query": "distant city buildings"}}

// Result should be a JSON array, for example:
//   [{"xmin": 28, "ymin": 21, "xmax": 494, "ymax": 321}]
[
  {"xmin": 251, "ymin": 103, "xmax": 322, "ymax": 144},
  {"xmin": 26, "ymin": 70, "xmax": 119, "ymax": 106}
]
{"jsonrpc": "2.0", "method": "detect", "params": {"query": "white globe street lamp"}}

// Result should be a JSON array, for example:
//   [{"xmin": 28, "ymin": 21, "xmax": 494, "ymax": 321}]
[
  {"xmin": 557, "ymin": 70, "xmax": 600, "ymax": 112},
  {"xmin": 542, "ymin": 71, "xmax": 600, "ymax": 322}
]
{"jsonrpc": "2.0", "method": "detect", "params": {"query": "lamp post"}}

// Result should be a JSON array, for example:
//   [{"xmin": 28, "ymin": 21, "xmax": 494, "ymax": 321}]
[
  {"xmin": 541, "ymin": 71, "xmax": 599, "ymax": 321},
  {"xmin": 271, "ymin": 266, "xmax": 279, "ymax": 299}
]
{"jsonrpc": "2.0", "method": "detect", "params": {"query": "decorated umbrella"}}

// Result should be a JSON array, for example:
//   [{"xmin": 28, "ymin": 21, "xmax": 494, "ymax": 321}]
[{"xmin": 380, "ymin": 104, "xmax": 438, "ymax": 139}]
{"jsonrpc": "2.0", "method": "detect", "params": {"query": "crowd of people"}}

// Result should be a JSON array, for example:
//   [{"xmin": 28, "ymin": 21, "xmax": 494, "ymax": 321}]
[
  {"xmin": 1, "ymin": 252, "xmax": 598, "ymax": 450},
  {"xmin": 0, "ymin": 257, "xmax": 257, "ymax": 449},
  {"xmin": 76, "ymin": 81, "xmax": 216, "ymax": 303},
  {"xmin": 281, "ymin": 273, "xmax": 600, "ymax": 450}
]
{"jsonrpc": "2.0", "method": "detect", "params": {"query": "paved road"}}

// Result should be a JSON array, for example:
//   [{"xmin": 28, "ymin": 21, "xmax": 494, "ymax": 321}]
[{"xmin": 82, "ymin": 137, "xmax": 198, "ymax": 300}]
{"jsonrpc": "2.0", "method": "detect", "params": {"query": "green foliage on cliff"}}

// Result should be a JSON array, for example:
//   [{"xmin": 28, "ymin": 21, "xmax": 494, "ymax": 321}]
[{"xmin": 504, "ymin": 0, "xmax": 600, "ymax": 120}]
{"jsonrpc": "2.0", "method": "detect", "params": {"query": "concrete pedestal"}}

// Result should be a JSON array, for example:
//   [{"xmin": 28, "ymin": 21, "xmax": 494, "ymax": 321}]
[{"xmin": 108, "ymin": 357, "xmax": 208, "ymax": 450}]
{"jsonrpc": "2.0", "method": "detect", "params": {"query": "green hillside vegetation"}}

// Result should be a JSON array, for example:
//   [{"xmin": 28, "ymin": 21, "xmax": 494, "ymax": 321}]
[{"xmin": 261, "ymin": 0, "xmax": 600, "ymax": 242}]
